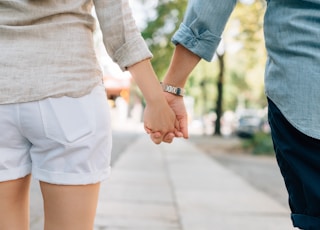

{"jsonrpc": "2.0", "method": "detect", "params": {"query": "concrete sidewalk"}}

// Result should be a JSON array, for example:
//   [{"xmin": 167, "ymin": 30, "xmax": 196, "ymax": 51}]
[{"xmin": 94, "ymin": 134, "xmax": 294, "ymax": 230}]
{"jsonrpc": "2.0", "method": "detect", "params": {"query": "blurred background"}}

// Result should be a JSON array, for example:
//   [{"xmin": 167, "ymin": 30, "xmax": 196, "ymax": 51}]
[{"xmin": 94, "ymin": 0, "xmax": 272, "ymax": 155}]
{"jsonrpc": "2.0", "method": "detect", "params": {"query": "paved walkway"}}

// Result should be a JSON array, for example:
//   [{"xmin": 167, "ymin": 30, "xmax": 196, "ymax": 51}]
[{"xmin": 94, "ymin": 134, "xmax": 294, "ymax": 230}]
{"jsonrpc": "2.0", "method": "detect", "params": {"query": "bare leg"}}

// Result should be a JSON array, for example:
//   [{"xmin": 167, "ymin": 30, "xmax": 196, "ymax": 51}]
[
  {"xmin": 0, "ymin": 174, "xmax": 31, "ymax": 230},
  {"xmin": 40, "ymin": 181, "xmax": 100, "ymax": 230}
]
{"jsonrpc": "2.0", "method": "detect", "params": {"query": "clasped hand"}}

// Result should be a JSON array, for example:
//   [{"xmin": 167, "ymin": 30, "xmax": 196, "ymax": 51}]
[{"xmin": 144, "ymin": 92, "xmax": 189, "ymax": 144}]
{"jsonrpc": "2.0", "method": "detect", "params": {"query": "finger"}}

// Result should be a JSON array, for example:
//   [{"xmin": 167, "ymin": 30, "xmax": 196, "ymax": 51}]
[
  {"xmin": 174, "ymin": 118, "xmax": 180, "ymax": 130},
  {"xmin": 178, "ymin": 116, "xmax": 189, "ymax": 139},
  {"xmin": 151, "ymin": 131, "xmax": 162, "ymax": 138},
  {"xmin": 144, "ymin": 126, "xmax": 152, "ymax": 134},
  {"xmin": 163, "ymin": 138, "xmax": 173, "ymax": 143},
  {"xmin": 150, "ymin": 132, "xmax": 164, "ymax": 143},
  {"xmin": 150, "ymin": 134, "xmax": 162, "ymax": 144},
  {"xmin": 174, "ymin": 130, "xmax": 183, "ymax": 138},
  {"xmin": 173, "ymin": 119, "xmax": 183, "ymax": 137},
  {"xmin": 163, "ymin": 132, "xmax": 175, "ymax": 143}
]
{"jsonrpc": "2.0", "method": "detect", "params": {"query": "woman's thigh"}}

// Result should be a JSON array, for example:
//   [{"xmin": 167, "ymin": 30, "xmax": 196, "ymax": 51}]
[
  {"xmin": 0, "ymin": 175, "xmax": 31, "ymax": 230},
  {"xmin": 40, "ymin": 181, "xmax": 100, "ymax": 230}
]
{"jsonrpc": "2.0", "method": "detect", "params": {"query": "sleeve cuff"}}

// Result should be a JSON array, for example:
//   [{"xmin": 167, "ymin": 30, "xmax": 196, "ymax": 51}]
[
  {"xmin": 172, "ymin": 23, "xmax": 221, "ymax": 62},
  {"xmin": 113, "ymin": 35, "xmax": 153, "ymax": 71}
]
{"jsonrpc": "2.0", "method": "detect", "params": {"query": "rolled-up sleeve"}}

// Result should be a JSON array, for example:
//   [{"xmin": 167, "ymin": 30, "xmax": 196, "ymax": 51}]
[
  {"xmin": 94, "ymin": 0, "xmax": 152, "ymax": 71},
  {"xmin": 172, "ymin": 0, "xmax": 237, "ymax": 61}
]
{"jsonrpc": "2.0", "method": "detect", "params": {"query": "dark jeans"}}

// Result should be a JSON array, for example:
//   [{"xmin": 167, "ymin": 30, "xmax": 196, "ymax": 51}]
[{"xmin": 268, "ymin": 98, "xmax": 320, "ymax": 230}]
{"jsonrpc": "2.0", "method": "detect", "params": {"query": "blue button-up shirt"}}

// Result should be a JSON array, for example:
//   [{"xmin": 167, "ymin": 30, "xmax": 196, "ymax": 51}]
[{"xmin": 172, "ymin": 0, "xmax": 320, "ymax": 139}]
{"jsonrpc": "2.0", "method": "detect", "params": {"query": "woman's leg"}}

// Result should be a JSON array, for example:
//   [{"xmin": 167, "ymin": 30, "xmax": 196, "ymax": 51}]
[
  {"xmin": 0, "ymin": 174, "xmax": 31, "ymax": 230},
  {"xmin": 40, "ymin": 181, "xmax": 100, "ymax": 230}
]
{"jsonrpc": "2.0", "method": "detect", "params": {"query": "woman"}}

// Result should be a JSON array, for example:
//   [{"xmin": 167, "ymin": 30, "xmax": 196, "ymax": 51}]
[{"xmin": 0, "ymin": 0, "xmax": 178, "ymax": 229}]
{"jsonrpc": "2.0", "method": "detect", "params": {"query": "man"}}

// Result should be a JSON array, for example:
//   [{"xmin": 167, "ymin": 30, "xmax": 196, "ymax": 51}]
[{"xmin": 154, "ymin": 0, "xmax": 320, "ymax": 229}]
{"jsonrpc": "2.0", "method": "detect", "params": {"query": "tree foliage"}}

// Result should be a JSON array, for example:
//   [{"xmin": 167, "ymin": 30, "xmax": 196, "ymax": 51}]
[
  {"xmin": 231, "ymin": 0, "xmax": 266, "ymax": 70},
  {"xmin": 141, "ymin": 0, "xmax": 187, "ymax": 77},
  {"xmin": 226, "ymin": 0, "xmax": 267, "ymax": 108}
]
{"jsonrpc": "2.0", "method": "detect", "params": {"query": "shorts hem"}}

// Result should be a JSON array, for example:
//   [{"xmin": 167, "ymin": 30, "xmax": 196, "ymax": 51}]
[
  {"xmin": 0, "ymin": 164, "xmax": 32, "ymax": 182},
  {"xmin": 32, "ymin": 166, "xmax": 112, "ymax": 185}
]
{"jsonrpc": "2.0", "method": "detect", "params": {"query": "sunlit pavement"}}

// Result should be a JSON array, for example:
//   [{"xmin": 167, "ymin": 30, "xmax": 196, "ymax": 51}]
[{"xmin": 30, "ymin": 113, "xmax": 294, "ymax": 230}]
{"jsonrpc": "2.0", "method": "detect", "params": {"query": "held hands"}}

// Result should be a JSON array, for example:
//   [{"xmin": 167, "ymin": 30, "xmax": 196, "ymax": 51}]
[
  {"xmin": 145, "ymin": 44, "xmax": 200, "ymax": 143},
  {"xmin": 145, "ymin": 92, "xmax": 189, "ymax": 144},
  {"xmin": 137, "ymin": 45, "xmax": 200, "ymax": 144},
  {"xmin": 127, "ymin": 58, "xmax": 188, "ymax": 144},
  {"xmin": 143, "ymin": 97, "xmax": 177, "ymax": 144}
]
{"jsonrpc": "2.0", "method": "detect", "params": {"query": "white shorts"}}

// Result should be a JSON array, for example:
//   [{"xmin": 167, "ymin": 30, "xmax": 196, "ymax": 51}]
[{"xmin": 0, "ymin": 84, "xmax": 112, "ymax": 185}]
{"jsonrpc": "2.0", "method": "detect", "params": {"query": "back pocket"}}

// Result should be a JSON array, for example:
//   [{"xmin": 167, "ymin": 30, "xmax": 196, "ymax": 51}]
[{"xmin": 39, "ymin": 95, "xmax": 96, "ymax": 146}]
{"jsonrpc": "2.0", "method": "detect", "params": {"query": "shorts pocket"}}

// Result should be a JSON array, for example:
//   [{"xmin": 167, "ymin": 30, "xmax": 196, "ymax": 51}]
[{"xmin": 39, "ymin": 94, "xmax": 96, "ymax": 146}]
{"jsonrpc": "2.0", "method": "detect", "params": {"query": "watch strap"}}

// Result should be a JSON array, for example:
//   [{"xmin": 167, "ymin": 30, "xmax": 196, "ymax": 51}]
[{"xmin": 160, "ymin": 82, "xmax": 185, "ymax": 96}]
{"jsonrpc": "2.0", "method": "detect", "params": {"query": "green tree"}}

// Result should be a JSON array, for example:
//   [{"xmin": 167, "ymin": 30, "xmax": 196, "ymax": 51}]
[
  {"xmin": 199, "ymin": 0, "xmax": 266, "ymax": 135},
  {"xmin": 141, "ymin": 0, "xmax": 187, "ymax": 77},
  {"xmin": 226, "ymin": 0, "xmax": 267, "ymax": 108},
  {"xmin": 214, "ymin": 52, "xmax": 225, "ymax": 135}
]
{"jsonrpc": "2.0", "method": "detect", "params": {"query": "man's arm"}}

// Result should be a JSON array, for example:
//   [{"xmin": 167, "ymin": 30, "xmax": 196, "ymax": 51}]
[
  {"xmin": 172, "ymin": 0, "xmax": 237, "ymax": 62},
  {"xmin": 159, "ymin": 0, "xmax": 237, "ymax": 139}
]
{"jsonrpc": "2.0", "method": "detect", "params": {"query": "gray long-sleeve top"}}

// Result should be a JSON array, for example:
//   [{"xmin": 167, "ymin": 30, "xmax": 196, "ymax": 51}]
[{"xmin": 0, "ymin": 0, "xmax": 152, "ymax": 104}]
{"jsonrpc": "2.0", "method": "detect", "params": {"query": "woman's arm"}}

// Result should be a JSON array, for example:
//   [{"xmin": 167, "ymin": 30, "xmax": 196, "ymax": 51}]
[
  {"xmin": 94, "ymin": 0, "xmax": 152, "ymax": 70},
  {"xmin": 94, "ymin": 0, "xmax": 179, "ymax": 143}
]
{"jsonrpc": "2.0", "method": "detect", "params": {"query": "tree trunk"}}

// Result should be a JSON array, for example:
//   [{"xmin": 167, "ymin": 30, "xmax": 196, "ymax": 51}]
[{"xmin": 214, "ymin": 53, "xmax": 225, "ymax": 136}]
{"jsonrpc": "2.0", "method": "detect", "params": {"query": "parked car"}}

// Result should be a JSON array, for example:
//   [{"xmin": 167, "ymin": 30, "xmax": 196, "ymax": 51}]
[{"xmin": 234, "ymin": 109, "xmax": 265, "ymax": 138}]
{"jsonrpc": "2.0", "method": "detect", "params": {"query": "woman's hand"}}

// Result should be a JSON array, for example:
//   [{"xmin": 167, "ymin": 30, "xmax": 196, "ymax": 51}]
[{"xmin": 143, "ymin": 97, "xmax": 177, "ymax": 144}]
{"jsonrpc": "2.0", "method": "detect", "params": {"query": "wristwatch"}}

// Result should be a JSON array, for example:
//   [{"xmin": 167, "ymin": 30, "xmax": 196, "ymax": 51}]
[{"xmin": 160, "ymin": 82, "xmax": 185, "ymax": 97}]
